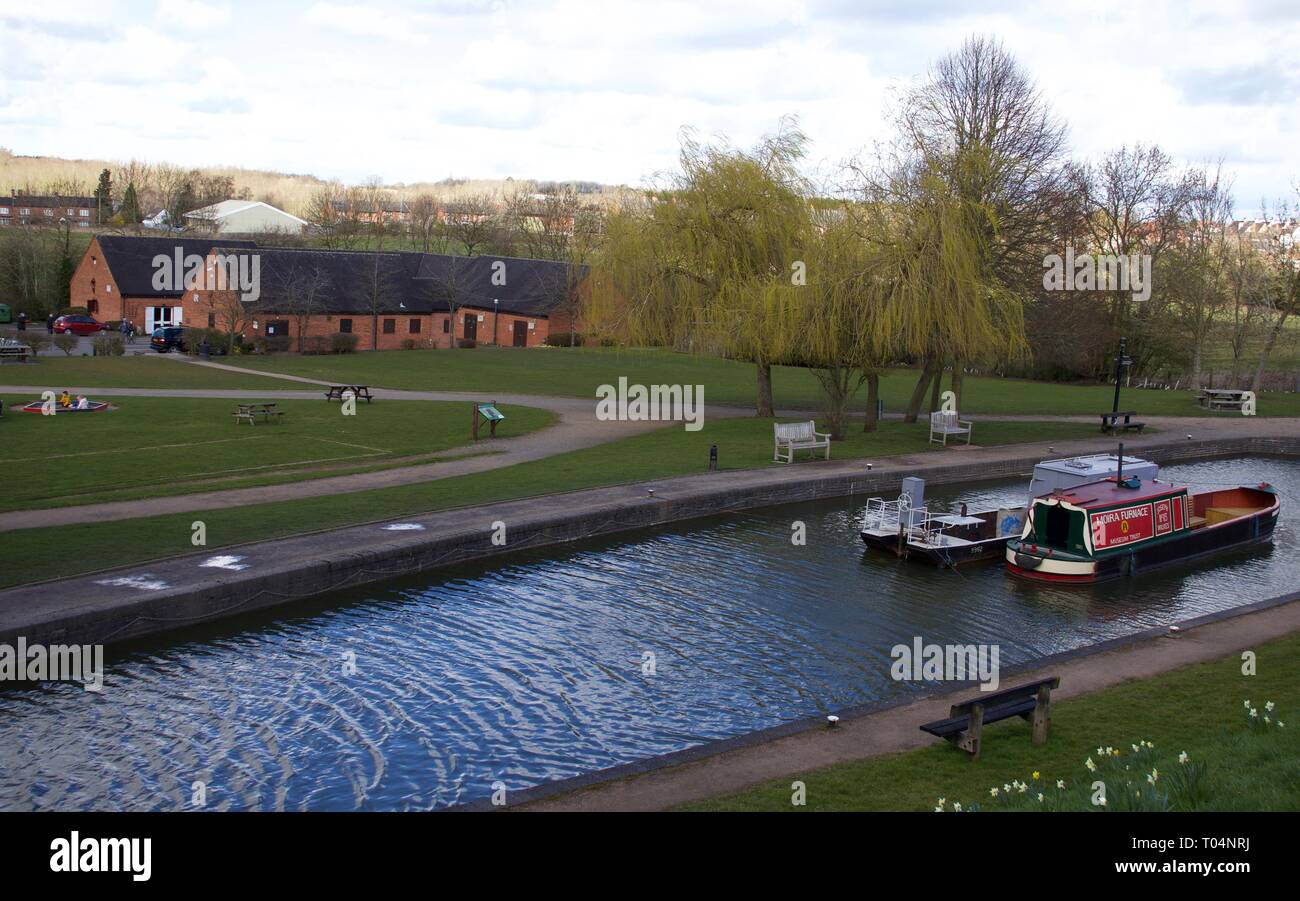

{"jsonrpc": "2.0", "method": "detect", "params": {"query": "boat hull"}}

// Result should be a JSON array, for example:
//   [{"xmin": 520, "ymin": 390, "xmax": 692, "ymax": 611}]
[{"xmin": 1007, "ymin": 502, "xmax": 1279, "ymax": 583}]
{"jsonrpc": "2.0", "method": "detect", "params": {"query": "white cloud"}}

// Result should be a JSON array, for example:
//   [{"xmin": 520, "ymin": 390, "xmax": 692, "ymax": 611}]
[{"xmin": 0, "ymin": 0, "xmax": 1294, "ymax": 212}]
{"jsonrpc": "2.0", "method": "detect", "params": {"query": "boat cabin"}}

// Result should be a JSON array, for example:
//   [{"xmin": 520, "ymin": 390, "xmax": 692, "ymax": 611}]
[{"xmin": 1025, "ymin": 478, "xmax": 1191, "ymax": 558}]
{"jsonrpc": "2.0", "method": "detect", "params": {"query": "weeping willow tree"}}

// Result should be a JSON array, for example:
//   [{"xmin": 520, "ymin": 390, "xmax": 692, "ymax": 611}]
[{"xmin": 585, "ymin": 122, "xmax": 812, "ymax": 416}]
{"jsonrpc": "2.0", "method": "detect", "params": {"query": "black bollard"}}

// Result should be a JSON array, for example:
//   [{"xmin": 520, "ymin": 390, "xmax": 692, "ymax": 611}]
[{"xmin": 708, "ymin": 444, "xmax": 718, "ymax": 471}]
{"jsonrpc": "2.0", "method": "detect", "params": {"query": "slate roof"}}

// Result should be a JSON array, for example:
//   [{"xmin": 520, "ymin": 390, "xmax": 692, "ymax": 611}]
[
  {"xmin": 95, "ymin": 235, "xmax": 258, "ymax": 298},
  {"xmin": 92, "ymin": 237, "xmax": 583, "ymax": 315}
]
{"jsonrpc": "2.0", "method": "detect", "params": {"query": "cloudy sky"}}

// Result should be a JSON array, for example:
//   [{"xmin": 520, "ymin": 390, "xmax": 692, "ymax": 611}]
[{"xmin": 1, "ymin": 0, "xmax": 1296, "ymax": 212}]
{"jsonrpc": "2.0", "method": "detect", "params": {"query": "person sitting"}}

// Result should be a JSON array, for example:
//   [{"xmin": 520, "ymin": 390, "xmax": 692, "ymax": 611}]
[
  {"xmin": 75, "ymin": 395, "xmax": 90, "ymax": 410},
  {"xmin": 59, "ymin": 390, "xmax": 72, "ymax": 408}
]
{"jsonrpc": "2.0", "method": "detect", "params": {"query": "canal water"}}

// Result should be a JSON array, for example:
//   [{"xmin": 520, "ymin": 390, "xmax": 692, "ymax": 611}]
[{"xmin": 2, "ymin": 457, "xmax": 1297, "ymax": 811}]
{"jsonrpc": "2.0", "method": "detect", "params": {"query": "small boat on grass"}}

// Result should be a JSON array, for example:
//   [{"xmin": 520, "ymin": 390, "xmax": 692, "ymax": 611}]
[
  {"xmin": 1006, "ymin": 477, "xmax": 1280, "ymax": 584},
  {"xmin": 860, "ymin": 453, "xmax": 1158, "ymax": 569}
]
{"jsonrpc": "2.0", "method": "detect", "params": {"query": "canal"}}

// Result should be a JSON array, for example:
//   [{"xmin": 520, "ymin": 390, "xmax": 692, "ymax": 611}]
[{"xmin": 1, "ymin": 456, "xmax": 1296, "ymax": 810}]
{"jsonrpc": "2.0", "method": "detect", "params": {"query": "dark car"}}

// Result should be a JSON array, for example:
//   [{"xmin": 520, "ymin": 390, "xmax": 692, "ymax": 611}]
[
  {"xmin": 53, "ymin": 314, "xmax": 107, "ymax": 336},
  {"xmin": 150, "ymin": 326, "xmax": 188, "ymax": 353}
]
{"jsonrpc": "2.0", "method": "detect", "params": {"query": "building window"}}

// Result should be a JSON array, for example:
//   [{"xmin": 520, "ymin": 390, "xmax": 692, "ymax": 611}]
[
  {"xmin": 0, "ymin": 207, "xmax": 8, "ymax": 214},
  {"xmin": 90, "ymin": 279, "xmax": 96, "ymax": 293},
  {"xmin": 68, "ymin": 208, "xmax": 77, "ymax": 215},
  {"xmin": 207, "ymin": 313, "xmax": 215, "ymax": 328},
  {"xmin": 442, "ymin": 319, "xmax": 450, "ymax": 333},
  {"xmin": 44, "ymin": 209, "xmax": 53, "ymax": 216},
  {"xmin": 383, "ymin": 318, "xmax": 396, "ymax": 334},
  {"xmin": 339, "ymin": 319, "xmax": 353, "ymax": 333},
  {"xmin": 79, "ymin": 209, "xmax": 89, "ymax": 217},
  {"xmin": 409, "ymin": 319, "xmax": 421, "ymax": 334},
  {"xmin": 87, "ymin": 299, "xmax": 98, "ymax": 314},
  {"xmin": 19, "ymin": 208, "xmax": 31, "ymax": 215}
]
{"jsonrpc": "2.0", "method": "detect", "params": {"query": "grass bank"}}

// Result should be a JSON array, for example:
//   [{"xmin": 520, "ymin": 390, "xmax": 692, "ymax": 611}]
[
  {"xmin": 0, "ymin": 396, "xmax": 552, "ymax": 511},
  {"xmin": 0, "ymin": 417, "xmax": 1100, "ymax": 587},
  {"xmin": 232, "ymin": 347, "xmax": 1300, "ymax": 417},
  {"xmin": 0, "ymin": 355, "xmax": 296, "ymax": 390},
  {"xmin": 683, "ymin": 630, "xmax": 1300, "ymax": 811}
]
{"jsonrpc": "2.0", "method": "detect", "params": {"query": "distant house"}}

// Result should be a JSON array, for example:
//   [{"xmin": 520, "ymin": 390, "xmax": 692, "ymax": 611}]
[
  {"xmin": 68, "ymin": 236, "xmax": 586, "ymax": 346},
  {"xmin": 0, "ymin": 192, "xmax": 97, "ymax": 227},
  {"xmin": 142, "ymin": 209, "xmax": 171, "ymax": 230},
  {"xmin": 183, "ymin": 199, "xmax": 309, "ymax": 235},
  {"xmin": 328, "ymin": 197, "xmax": 413, "ymax": 224}
]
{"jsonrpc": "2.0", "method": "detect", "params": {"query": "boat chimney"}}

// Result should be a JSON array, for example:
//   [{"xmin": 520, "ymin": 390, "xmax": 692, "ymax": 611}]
[{"xmin": 1117, "ymin": 443, "xmax": 1124, "ymax": 483}]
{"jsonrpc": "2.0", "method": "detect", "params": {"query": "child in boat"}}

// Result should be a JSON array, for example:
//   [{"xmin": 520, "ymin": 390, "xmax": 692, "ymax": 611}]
[
  {"xmin": 75, "ymin": 395, "xmax": 90, "ymax": 410},
  {"xmin": 59, "ymin": 390, "xmax": 72, "ymax": 408}
]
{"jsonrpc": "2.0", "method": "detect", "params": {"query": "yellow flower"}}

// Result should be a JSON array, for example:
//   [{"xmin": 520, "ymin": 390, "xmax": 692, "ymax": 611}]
[{"xmin": 1032, "ymin": 771, "xmax": 1040, "ymax": 781}]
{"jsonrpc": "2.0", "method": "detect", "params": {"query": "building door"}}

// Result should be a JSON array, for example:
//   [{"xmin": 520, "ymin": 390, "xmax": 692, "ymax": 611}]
[
  {"xmin": 512, "ymin": 320, "xmax": 527, "ymax": 347},
  {"xmin": 463, "ymin": 313, "xmax": 477, "ymax": 341}
]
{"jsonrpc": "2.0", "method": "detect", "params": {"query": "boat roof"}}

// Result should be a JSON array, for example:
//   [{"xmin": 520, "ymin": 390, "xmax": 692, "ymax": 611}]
[
  {"xmin": 1033, "ymin": 453, "xmax": 1155, "ymax": 477},
  {"xmin": 1045, "ymin": 477, "xmax": 1183, "ymax": 509}
]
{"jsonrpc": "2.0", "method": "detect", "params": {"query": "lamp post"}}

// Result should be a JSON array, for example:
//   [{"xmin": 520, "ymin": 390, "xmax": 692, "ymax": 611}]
[
  {"xmin": 493, "ymin": 298, "xmax": 499, "ymax": 346},
  {"xmin": 1112, "ymin": 336, "xmax": 1133, "ymax": 415}
]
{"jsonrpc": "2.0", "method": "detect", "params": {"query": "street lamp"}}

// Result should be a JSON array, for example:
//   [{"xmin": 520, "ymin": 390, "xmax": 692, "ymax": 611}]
[
  {"xmin": 1111, "ymin": 336, "xmax": 1133, "ymax": 415},
  {"xmin": 493, "ymin": 298, "xmax": 499, "ymax": 346}
]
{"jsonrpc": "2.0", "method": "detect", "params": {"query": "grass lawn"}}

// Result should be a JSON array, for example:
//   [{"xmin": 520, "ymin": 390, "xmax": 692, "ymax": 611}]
[
  {"xmin": 0, "ymin": 395, "xmax": 554, "ymax": 511},
  {"xmin": 682, "ymin": 630, "xmax": 1300, "ymax": 812},
  {"xmin": 0, "ymin": 355, "xmax": 296, "ymax": 390},
  {"xmin": 0, "ymin": 416, "xmax": 1101, "ymax": 587},
  {"xmin": 234, "ymin": 347, "xmax": 1300, "ymax": 417}
]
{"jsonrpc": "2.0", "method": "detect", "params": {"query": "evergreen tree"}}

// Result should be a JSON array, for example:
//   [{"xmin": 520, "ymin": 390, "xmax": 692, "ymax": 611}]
[
  {"xmin": 120, "ymin": 182, "xmax": 141, "ymax": 225},
  {"xmin": 93, "ymin": 168, "xmax": 113, "ymax": 224}
]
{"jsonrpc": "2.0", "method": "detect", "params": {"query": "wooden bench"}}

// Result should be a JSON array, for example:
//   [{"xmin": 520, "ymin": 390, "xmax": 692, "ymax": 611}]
[
  {"xmin": 0, "ymin": 338, "xmax": 32, "ymax": 363},
  {"xmin": 233, "ymin": 402, "xmax": 284, "ymax": 425},
  {"xmin": 920, "ymin": 676, "xmax": 1060, "ymax": 760},
  {"xmin": 1100, "ymin": 410, "xmax": 1145, "ymax": 434},
  {"xmin": 929, "ymin": 410, "xmax": 973, "ymax": 446},
  {"xmin": 773, "ymin": 420, "xmax": 830, "ymax": 463},
  {"xmin": 325, "ymin": 385, "xmax": 373, "ymax": 403}
]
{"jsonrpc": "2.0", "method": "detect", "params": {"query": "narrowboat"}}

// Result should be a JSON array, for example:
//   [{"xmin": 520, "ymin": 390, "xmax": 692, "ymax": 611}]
[
  {"xmin": 1006, "ymin": 477, "xmax": 1279, "ymax": 583},
  {"xmin": 860, "ymin": 453, "xmax": 1157, "ymax": 569}
]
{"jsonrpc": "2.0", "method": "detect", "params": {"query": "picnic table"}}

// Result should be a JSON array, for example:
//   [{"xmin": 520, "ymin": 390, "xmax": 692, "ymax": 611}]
[
  {"xmin": 233, "ymin": 402, "xmax": 285, "ymax": 425},
  {"xmin": 1099, "ymin": 410, "xmax": 1145, "ymax": 434},
  {"xmin": 1198, "ymin": 388, "xmax": 1249, "ymax": 411},
  {"xmin": 0, "ymin": 337, "xmax": 32, "ymax": 363},
  {"xmin": 325, "ymin": 385, "xmax": 374, "ymax": 403}
]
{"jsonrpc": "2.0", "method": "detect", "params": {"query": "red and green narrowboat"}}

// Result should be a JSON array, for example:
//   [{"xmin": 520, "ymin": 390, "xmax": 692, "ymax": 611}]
[{"xmin": 1006, "ymin": 476, "xmax": 1279, "ymax": 583}]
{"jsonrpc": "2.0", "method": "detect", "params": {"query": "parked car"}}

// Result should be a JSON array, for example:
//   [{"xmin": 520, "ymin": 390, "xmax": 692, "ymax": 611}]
[
  {"xmin": 150, "ymin": 326, "xmax": 188, "ymax": 353},
  {"xmin": 53, "ymin": 314, "xmax": 107, "ymax": 336}
]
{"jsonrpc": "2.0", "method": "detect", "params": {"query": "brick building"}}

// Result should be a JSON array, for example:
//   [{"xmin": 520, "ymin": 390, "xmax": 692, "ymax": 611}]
[
  {"xmin": 1, "ymin": 192, "xmax": 97, "ymax": 227},
  {"xmin": 68, "ymin": 235, "xmax": 584, "ymax": 345}
]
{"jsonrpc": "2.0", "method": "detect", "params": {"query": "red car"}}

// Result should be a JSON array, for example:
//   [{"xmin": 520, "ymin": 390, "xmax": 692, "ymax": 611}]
[{"xmin": 53, "ymin": 314, "xmax": 108, "ymax": 336}]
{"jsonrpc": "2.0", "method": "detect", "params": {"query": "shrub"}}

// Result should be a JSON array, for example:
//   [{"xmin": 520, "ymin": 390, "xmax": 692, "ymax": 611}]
[
  {"xmin": 15, "ymin": 333, "xmax": 50, "ymax": 353},
  {"xmin": 302, "ymin": 336, "xmax": 331, "ymax": 355},
  {"xmin": 92, "ymin": 334, "xmax": 125, "ymax": 356},
  {"xmin": 544, "ymin": 332, "xmax": 582, "ymax": 347},
  {"xmin": 254, "ymin": 334, "xmax": 292, "ymax": 354},
  {"xmin": 600, "ymin": 337, "xmax": 617, "ymax": 347},
  {"xmin": 457, "ymin": 338, "xmax": 477, "ymax": 349},
  {"xmin": 58, "ymin": 306, "xmax": 90, "ymax": 317},
  {"xmin": 331, "ymin": 332, "xmax": 359, "ymax": 354},
  {"xmin": 399, "ymin": 338, "xmax": 421, "ymax": 350},
  {"xmin": 53, "ymin": 334, "xmax": 79, "ymax": 356}
]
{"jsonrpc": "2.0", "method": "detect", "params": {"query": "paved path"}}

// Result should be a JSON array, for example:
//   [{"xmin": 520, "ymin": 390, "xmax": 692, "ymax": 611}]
[{"xmin": 516, "ymin": 592, "xmax": 1300, "ymax": 811}]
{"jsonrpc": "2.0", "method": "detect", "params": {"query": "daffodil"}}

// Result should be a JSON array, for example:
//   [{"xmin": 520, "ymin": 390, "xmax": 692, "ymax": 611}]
[
  {"xmin": 1032, "ymin": 771, "xmax": 1040, "ymax": 781},
  {"xmin": 1266, "ymin": 701, "xmax": 1275, "ymax": 712},
  {"xmin": 1085, "ymin": 757, "xmax": 1097, "ymax": 772},
  {"xmin": 953, "ymin": 802, "xmax": 962, "ymax": 812},
  {"xmin": 1056, "ymin": 779, "xmax": 1065, "ymax": 789},
  {"xmin": 990, "ymin": 787, "xmax": 999, "ymax": 797},
  {"xmin": 1244, "ymin": 699, "xmax": 1251, "ymax": 709},
  {"xmin": 1037, "ymin": 793, "xmax": 1045, "ymax": 803},
  {"xmin": 1178, "ymin": 751, "xmax": 1189, "ymax": 765},
  {"xmin": 1250, "ymin": 708, "xmax": 1259, "ymax": 718}
]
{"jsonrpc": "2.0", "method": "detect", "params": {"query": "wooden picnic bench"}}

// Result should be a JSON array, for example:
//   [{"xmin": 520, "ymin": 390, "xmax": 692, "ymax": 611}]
[
  {"xmin": 325, "ymin": 384, "xmax": 374, "ymax": 403},
  {"xmin": 1100, "ymin": 410, "xmax": 1145, "ymax": 434},
  {"xmin": 920, "ymin": 676, "xmax": 1060, "ymax": 761},
  {"xmin": 929, "ymin": 410, "xmax": 973, "ymax": 446},
  {"xmin": 0, "ymin": 338, "xmax": 32, "ymax": 363},
  {"xmin": 773, "ymin": 420, "xmax": 830, "ymax": 463},
  {"xmin": 1198, "ymin": 388, "xmax": 1249, "ymax": 411},
  {"xmin": 233, "ymin": 402, "xmax": 285, "ymax": 425}
]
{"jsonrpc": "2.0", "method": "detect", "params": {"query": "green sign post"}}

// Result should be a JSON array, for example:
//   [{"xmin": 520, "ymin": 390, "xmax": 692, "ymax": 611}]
[{"xmin": 472, "ymin": 402, "xmax": 505, "ymax": 439}]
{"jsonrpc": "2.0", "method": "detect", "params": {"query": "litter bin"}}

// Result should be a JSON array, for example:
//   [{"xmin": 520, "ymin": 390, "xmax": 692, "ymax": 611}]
[{"xmin": 0, "ymin": 304, "xmax": 10, "ymax": 324}]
